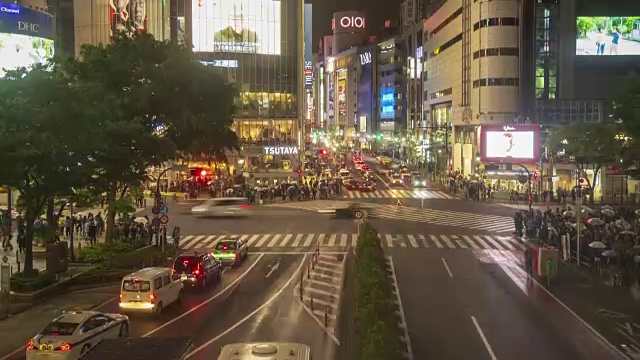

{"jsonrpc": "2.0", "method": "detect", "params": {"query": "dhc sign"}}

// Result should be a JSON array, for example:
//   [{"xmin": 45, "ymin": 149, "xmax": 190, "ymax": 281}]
[{"xmin": 263, "ymin": 146, "xmax": 299, "ymax": 155}]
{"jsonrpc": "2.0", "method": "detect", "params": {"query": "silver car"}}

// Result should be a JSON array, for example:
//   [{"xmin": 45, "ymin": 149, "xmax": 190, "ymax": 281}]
[{"xmin": 191, "ymin": 198, "xmax": 252, "ymax": 217}]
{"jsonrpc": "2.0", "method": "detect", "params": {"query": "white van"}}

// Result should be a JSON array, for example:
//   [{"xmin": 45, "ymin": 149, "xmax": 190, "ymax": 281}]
[
  {"xmin": 191, "ymin": 198, "xmax": 252, "ymax": 217},
  {"xmin": 118, "ymin": 267, "xmax": 183, "ymax": 315},
  {"xmin": 339, "ymin": 169, "xmax": 351, "ymax": 179},
  {"xmin": 218, "ymin": 342, "xmax": 312, "ymax": 360}
]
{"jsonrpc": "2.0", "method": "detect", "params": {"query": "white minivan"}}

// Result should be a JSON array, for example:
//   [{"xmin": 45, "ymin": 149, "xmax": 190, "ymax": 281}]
[{"xmin": 119, "ymin": 267, "xmax": 183, "ymax": 315}]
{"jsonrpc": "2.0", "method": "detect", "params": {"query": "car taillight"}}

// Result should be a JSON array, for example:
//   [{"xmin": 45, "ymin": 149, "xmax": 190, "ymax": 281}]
[
  {"xmin": 119, "ymin": 292, "xmax": 122, "ymax": 301},
  {"xmin": 239, "ymin": 205, "xmax": 252, "ymax": 209},
  {"xmin": 27, "ymin": 341, "xmax": 35, "ymax": 350},
  {"xmin": 150, "ymin": 293, "xmax": 156, "ymax": 303},
  {"xmin": 55, "ymin": 343, "xmax": 72, "ymax": 351},
  {"xmin": 232, "ymin": 253, "xmax": 237, "ymax": 259},
  {"xmin": 194, "ymin": 269, "xmax": 200, "ymax": 276}
]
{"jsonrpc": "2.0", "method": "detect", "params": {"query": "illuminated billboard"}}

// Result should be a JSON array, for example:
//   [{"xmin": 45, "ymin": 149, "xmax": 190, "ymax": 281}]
[
  {"xmin": 0, "ymin": 2, "xmax": 54, "ymax": 78},
  {"xmin": 109, "ymin": 0, "xmax": 147, "ymax": 37},
  {"xmin": 576, "ymin": 17, "xmax": 640, "ymax": 55},
  {"xmin": 337, "ymin": 70, "xmax": 347, "ymax": 116},
  {"xmin": 192, "ymin": 0, "xmax": 281, "ymax": 55},
  {"xmin": 481, "ymin": 125, "xmax": 540, "ymax": 164},
  {"xmin": 380, "ymin": 86, "xmax": 395, "ymax": 119}
]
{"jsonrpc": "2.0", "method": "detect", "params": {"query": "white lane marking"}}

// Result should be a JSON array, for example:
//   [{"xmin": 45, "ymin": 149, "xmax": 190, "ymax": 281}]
[
  {"xmin": 440, "ymin": 235, "xmax": 456, "ymax": 249},
  {"xmin": 396, "ymin": 234, "xmax": 407, "ymax": 248},
  {"xmin": 339, "ymin": 234, "xmax": 348, "ymax": 246},
  {"xmin": 246, "ymin": 234, "xmax": 260, "ymax": 246},
  {"xmin": 471, "ymin": 316, "xmax": 498, "ymax": 360},
  {"xmin": 328, "ymin": 234, "xmax": 336, "ymax": 246},
  {"xmin": 462, "ymin": 235, "xmax": 480, "ymax": 250},
  {"xmin": 418, "ymin": 234, "xmax": 429, "ymax": 248},
  {"xmin": 142, "ymin": 254, "xmax": 264, "ymax": 337},
  {"xmin": 441, "ymin": 258, "xmax": 454, "ymax": 278},
  {"xmin": 387, "ymin": 256, "xmax": 414, "ymax": 360},
  {"xmin": 303, "ymin": 234, "xmax": 314, "ymax": 247},
  {"xmin": 255, "ymin": 234, "xmax": 271, "ymax": 247},
  {"xmin": 186, "ymin": 254, "xmax": 308, "ymax": 357},
  {"xmin": 182, "ymin": 235, "xmax": 204, "ymax": 249},
  {"xmin": 292, "ymin": 234, "xmax": 303, "ymax": 247}
]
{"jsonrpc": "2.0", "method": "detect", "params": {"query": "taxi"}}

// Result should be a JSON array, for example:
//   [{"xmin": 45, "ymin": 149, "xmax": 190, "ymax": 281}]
[
  {"xmin": 26, "ymin": 311, "xmax": 129, "ymax": 360},
  {"xmin": 212, "ymin": 238, "xmax": 249, "ymax": 266}
]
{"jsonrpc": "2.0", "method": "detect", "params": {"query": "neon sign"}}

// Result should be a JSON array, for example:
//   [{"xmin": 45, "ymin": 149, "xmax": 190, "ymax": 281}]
[
  {"xmin": 341, "ymin": 16, "xmax": 365, "ymax": 28},
  {"xmin": 359, "ymin": 52, "xmax": 371, "ymax": 65}
]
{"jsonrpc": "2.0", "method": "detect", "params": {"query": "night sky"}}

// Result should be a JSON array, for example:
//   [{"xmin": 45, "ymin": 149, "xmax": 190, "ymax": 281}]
[{"xmin": 311, "ymin": 0, "xmax": 401, "ymax": 47}]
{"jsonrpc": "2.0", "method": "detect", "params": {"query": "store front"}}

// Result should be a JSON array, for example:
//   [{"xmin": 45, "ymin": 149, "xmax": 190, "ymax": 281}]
[
  {"xmin": 233, "ymin": 118, "xmax": 299, "ymax": 145},
  {"xmin": 242, "ymin": 145, "xmax": 300, "ymax": 185}
]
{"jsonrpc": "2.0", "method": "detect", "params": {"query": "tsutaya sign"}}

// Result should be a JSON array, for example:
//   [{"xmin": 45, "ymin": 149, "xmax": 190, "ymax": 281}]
[{"xmin": 263, "ymin": 146, "xmax": 299, "ymax": 155}]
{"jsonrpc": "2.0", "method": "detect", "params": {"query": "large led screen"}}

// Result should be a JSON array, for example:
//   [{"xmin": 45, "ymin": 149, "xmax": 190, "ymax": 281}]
[
  {"xmin": 192, "ymin": 0, "xmax": 281, "ymax": 54},
  {"xmin": 481, "ymin": 125, "xmax": 540, "ymax": 164},
  {"xmin": 576, "ymin": 17, "xmax": 640, "ymax": 55},
  {"xmin": 0, "ymin": 34, "xmax": 54, "ymax": 77}
]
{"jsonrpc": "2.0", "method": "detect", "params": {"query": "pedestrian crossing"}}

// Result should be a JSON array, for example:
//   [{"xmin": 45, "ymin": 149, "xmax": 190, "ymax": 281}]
[
  {"xmin": 342, "ymin": 189, "xmax": 455, "ymax": 200},
  {"xmin": 266, "ymin": 201, "xmax": 515, "ymax": 233},
  {"xmin": 178, "ymin": 233, "xmax": 529, "ymax": 251}
]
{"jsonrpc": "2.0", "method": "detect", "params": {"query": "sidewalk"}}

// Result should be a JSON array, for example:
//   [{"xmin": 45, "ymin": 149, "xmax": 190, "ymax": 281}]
[{"xmin": 543, "ymin": 261, "xmax": 640, "ymax": 358}]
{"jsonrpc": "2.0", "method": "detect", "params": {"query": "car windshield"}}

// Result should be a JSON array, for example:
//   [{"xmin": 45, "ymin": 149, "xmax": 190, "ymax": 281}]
[
  {"xmin": 215, "ymin": 241, "xmax": 238, "ymax": 250},
  {"xmin": 392, "ymin": 175, "xmax": 401, "ymax": 179},
  {"xmin": 174, "ymin": 257, "xmax": 200, "ymax": 273},
  {"xmin": 122, "ymin": 280, "xmax": 151, "ymax": 292},
  {"xmin": 42, "ymin": 322, "xmax": 79, "ymax": 336}
]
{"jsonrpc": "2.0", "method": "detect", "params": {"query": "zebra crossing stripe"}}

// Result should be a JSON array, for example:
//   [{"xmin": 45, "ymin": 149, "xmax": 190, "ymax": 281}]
[
  {"xmin": 340, "ymin": 234, "xmax": 348, "ymax": 246},
  {"xmin": 440, "ymin": 235, "xmax": 456, "ymax": 249},
  {"xmin": 452, "ymin": 235, "xmax": 468, "ymax": 249},
  {"xmin": 328, "ymin": 234, "xmax": 337, "ymax": 246},
  {"xmin": 280, "ymin": 234, "xmax": 293, "ymax": 247},
  {"xmin": 462, "ymin": 235, "xmax": 480, "ymax": 250},
  {"xmin": 483, "ymin": 235, "xmax": 506, "ymax": 250},
  {"xmin": 406, "ymin": 234, "xmax": 418, "ymax": 248},
  {"xmin": 303, "ymin": 234, "xmax": 314, "ymax": 246},
  {"xmin": 182, "ymin": 235, "xmax": 204, "ymax": 249},
  {"xmin": 255, "ymin": 234, "xmax": 270, "ymax": 247},
  {"xmin": 267, "ymin": 234, "xmax": 282, "ymax": 247},
  {"xmin": 430, "ymin": 235, "xmax": 444, "ymax": 248},
  {"xmin": 472, "ymin": 235, "xmax": 491, "ymax": 249},
  {"xmin": 239, "ymin": 235, "xmax": 249, "ymax": 242},
  {"xmin": 397, "ymin": 234, "xmax": 407, "ymax": 248},
  {"xmin": 247, "ymin": 234, "xmax": 260, "ymax": 246}
]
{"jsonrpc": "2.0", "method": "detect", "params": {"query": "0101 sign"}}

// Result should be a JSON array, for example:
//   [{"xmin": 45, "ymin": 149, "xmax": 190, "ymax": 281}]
[{"xmin": 340, "ymin": 16, "xmax": 365, "ymax": 29}]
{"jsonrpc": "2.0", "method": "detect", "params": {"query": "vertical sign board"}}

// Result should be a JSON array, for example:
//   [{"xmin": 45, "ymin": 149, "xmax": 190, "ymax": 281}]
[
  {"xmin": 304, "ymin": 4, "xmax": 313, "ymax": 90},
  {"xmin": 1, "ymin": 263, "xmax": 10, "ymax": 295}
]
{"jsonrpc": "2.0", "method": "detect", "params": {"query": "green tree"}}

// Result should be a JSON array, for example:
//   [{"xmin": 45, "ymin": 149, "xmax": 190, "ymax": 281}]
[
  {"xmin": 613, "ymin": 75, "xmax": 640, "ymax": 172},
  {"xmin": 545, "ymin": 123, "xmax": 624, "ymax": 203},
  {"xmin": 0, "ymin": 66, "xmax": 100, "ymax": 275},
  {"xmin": 64, "ymin": 33, "xmax": 239, "ymax": 240}
]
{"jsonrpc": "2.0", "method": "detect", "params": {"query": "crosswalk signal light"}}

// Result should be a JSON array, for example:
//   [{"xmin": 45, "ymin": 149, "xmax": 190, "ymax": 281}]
[
  {"xmin": 533, "ymin": 171, "xmax": 538, "ymax": 181},
  {"xmin": 297, "ymin": 168, "xmax": 302, "ymax": 175}
]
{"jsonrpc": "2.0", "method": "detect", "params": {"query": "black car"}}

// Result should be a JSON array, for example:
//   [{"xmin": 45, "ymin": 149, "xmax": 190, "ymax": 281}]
[
  {"xmin": 173, "ymin": 252, "xmax": 222, "ymax": 290},
  {"xmin": 359, "ymin": 180, "xmax": 376, "ymax": 192},
  {"xmin": 335, "ymin": 203, "xmax": 370, "ymax": 219}
]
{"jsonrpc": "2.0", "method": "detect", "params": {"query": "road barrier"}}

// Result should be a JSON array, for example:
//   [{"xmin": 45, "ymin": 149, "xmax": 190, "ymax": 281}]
[
  {"xmin": 324, "ymin": 306, "xmax": 329, "ymax": 327},
  {"xmin": 310, "ymin": 296, "xmax": 314, "ymax": 311}
]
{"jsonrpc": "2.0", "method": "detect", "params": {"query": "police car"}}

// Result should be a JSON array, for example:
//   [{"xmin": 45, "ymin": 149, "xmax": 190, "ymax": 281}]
[{"xmin": 26, "ymin": 310, "xmax": 129, "ymax": 359}]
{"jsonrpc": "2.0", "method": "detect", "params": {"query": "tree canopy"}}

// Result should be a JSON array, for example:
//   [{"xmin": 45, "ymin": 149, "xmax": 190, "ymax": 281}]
[
  {"xmin": 613, "ymin": 74, "xmax": 640, "ymax": 169},
  {"xmin": 0, "ymin": 33, "xmax": 239, "ymax": 275}
]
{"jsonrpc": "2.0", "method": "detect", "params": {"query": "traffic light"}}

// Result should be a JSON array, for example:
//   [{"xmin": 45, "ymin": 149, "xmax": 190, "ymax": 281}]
[
  {"xmin": 297, "ymin": 168, "xmax": 302, "ymax": 175},
  {"xmin": 533, "ymin": 171, "xmax": 538, "ymax": 181}
]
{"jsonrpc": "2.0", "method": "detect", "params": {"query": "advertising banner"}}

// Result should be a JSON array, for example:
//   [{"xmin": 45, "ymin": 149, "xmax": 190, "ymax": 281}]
[
  {"xmin": 576, "ymin": 17, "xmax": 640, "ymax": 56},
  {"xmin": 109, "ymin": 0, "xmax": 147, "ymax": 37},
  {"xmin": 480, "ymin": 125, "xmax": 541, "ymax": 164},
  {"xmin": 304, "ymin": 4, "xmax": 312, "ymax": 89},
  {"xmin": 0, "ymin": 2, "xmax": 54, "ymax": 78},
  {"xmin": 192, "ymin": 0, "xmax": 281, "ymax": 54},
  {"xmin": 327, "ymin": 72, "xmax": 335, "ymax": 123},
  {"xmin": 337, "ymin": 69, "xmax": 346, "ymax": 117}
]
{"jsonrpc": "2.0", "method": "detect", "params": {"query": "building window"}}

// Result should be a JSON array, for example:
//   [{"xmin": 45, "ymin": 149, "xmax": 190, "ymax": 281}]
[
  {"xmin": 429, "ymin": 34, "xmax": 463, "ymax": 58},
  {"xmin": 430, "ymin": 88, "xmax": 453, "ymax": 100},
  {"xmin": 472, "ymin": 78, "xmax": 519, "ymax": 88},
  {"xmin": 473, "ymin": 17, "xmax": 519, "ymax": 31},
  {"xmin": 473, "ymin": 47, "xmax": 519, "ymax": 59},
  {"xmin": 430, "ymin": 8, "xmax": 463, "ymax": 37}
]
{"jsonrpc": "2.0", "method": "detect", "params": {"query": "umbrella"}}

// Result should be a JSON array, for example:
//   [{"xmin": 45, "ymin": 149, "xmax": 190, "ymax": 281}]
[
  {"xmin": 601, "ymin": 208, "xmax": 616, "ymax": 217},
  {"xmin": 602, "ymin": 205, "xmax": 614, "ymax": 210},
  {"xmin": 602, "ymin": 249, "xmax": 618, "ymax": 257},
  {"xmin": 588, "ymin": 218, "xmax": 604, "ymax": 226},
  {"xmin": 635, "ymin": 209, "xmax": 640, "ymax": 217},
  {"xmin": 588, "ymin": 241, "xmax": 607, "ymax": 249},
  {"xmin": 134, "ymin": 217, "xmax": 148, "ymax": 224},
  {"xmin": 563, "ymin": 211, "xmax": 574, "ymax": 217},
  {"xmin": 570, "ymin": 222, "xmax": 587, "ymax": 231},
  {"xmin": 615, "ymin": 219, "xmax": 632, "ymax": 230},
  {"xmin": 621, "ymin": 230, "xmax": 637, "ymax": 236}
]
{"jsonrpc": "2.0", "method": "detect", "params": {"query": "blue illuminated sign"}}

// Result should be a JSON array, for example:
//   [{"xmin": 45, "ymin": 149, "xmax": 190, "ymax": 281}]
[
  {"xmin": 0, "ymin": 2, "xmax": 54, "ymax": 39},
  {"xmin": 379, "ymin": 86, "xmax": 395, "ymax": 119}
]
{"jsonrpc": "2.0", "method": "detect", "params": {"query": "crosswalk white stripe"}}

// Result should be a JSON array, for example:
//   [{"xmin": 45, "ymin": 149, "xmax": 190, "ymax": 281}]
[
  {"xmin": 498, "ymin": 236, "xmax": 525, "ymax": 250},
  {"xmin": 303, "ymin": 234, "xmax": 314, "ymax": 246},
  {"xmin": 318, "ymin": 234, "xmax": 325, "ymax": 246},
  {"xmin": 239, "ymin": 235, "xmax": 249, "ymax": 242},
  {"xmin": 483, "ymin": 235, "xmax": 506, "ymax": 250},
  {"xmin": 280, "ymin": 234, "xmax": 293, "ymax": 247},
  {"xmin": 179, "ymin": 235, "xmax": 196, "ymax": 248},
  {"xmin": 396, "ymin": 234, "xmax": 407, "ymax": 248},
  {"xmin": 440, "ymin": 235, "xmax": 456, "ymax": 249},
  {"xmin": 472, "ymin": 235, "xmax": 491, "ymax": 248},
  {"xmin": 200, "ymin": 235, "xmax": 218, "ymax": 247},
  {"xmin": 267, "ymin": 234, "xmax": 282, "ymax": 247},
  {"xmin": 246, "ymin": 234, "xmax": 260, "ymax": 246},
  {"xmin": 418, "ymin": 234, "xmax": 429, "ymax": 247},
  {"xmin": 462, "ymin": 235, "xmax": 480, "ymax": 250},
  {"xmin": 450, "ymin": 235, "xmax": 468, "ymax": 249},
  {"xmin": 292, "ymin": 234, "xmax": 303, "ymax": 247},
  {"xmin": 385, "ymin": 234, "xmax": 395, "ymax": 247},
  {"xmin": 493, "ymin": 236, "xmax": 516, "ymax": 250},
  {"xmin": 182, "ymin": 235, "xmax": 204, "ymax": 249},
  {"xmin": 255, "ymin": 234, "xmax": 271, "ymax": 247},
  {"xmin": 339, "ymin": 234, "xmax": 348, "ymax": 246},
  {"xmin": 406, "ymin": 234, "xmax": 419, "ymax": 248},
  {"xmin": 430, "ymin": 235, "xmax": 443, "ymax": 248},
  {"xmin": 328, "ymin": 234, "xmax": 336, "ymax": 246},
  {"xmin": 348, "ymin": 191, "xmax": 355, "ymax": 198}
]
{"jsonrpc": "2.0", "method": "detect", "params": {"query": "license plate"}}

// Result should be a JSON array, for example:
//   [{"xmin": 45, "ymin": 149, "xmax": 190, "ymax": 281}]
[{"xmin": 181, "ymin": 274, "xmax": 187, "ymax": 280}]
